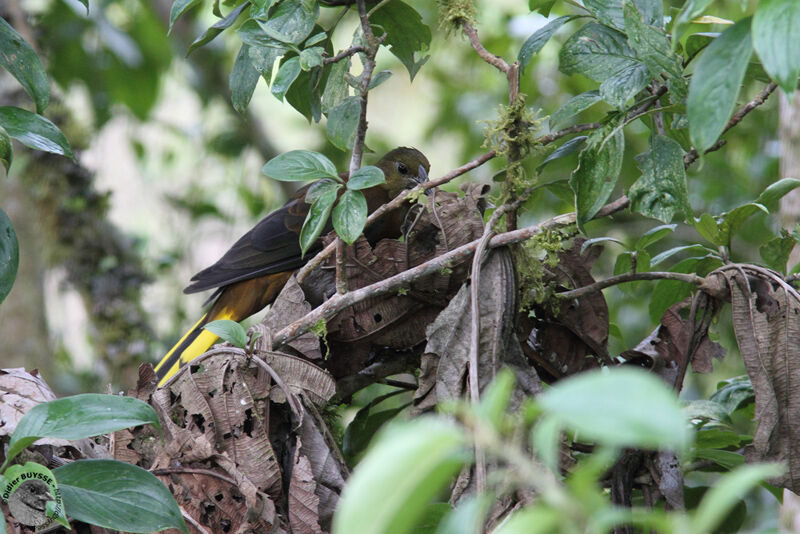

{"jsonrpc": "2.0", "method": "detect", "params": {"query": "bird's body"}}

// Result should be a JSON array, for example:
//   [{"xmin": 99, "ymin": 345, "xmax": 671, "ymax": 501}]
[{"xmin": 154, "ymin": 148, "xmax": 430, "ymax": 386}]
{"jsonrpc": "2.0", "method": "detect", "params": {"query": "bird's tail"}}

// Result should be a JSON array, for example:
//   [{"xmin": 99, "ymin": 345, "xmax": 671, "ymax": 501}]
[{"xmin": 154, "ymin": 312, "xmax": 232, "ymax": 386}]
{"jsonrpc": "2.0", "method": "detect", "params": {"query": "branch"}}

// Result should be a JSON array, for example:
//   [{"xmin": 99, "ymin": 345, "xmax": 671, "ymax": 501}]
[
  {"xmin": 539, "ymin": 122, "xmax": 603, "ymax": 145},
  {"xmin": 272, "ymin": 195, "xmax": 630, "ymax": 349},
  {"xmin": 462, "ymin": 21, "xmax": 510, "ymax": 74},
  {"xmin": 295, "ymin": 150, "xmax": 497, "ymax": 283},
  {"xmin": 556, "ymin": 271, "xmax": 707, "ymax": 300},
  {"xmin": 684, "ymin": 81, "xmax": 778, "ymax": 167},
  {"xmin": 323, "ymin": 45, "xmax": 367, "ymax": 65}
]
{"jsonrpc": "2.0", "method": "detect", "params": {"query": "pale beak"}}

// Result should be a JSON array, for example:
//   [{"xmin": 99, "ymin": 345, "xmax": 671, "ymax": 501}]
[{"xmin": 414, "ymin": 165, "xmax": 428, "ymax": 184}]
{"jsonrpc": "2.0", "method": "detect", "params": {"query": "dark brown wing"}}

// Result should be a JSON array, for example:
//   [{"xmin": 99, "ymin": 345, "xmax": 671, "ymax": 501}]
[{"xmin": 183, "ymin": 184, "xmax": 324, "ymax": 294}]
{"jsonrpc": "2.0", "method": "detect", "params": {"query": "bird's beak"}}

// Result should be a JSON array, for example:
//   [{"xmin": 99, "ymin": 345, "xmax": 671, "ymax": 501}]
[{"xmin": 414, "ymin": 165, "xmax": 429, "ymax": 184}]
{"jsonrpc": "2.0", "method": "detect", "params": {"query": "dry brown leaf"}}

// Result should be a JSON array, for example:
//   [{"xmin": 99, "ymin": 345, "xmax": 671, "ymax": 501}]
[{"xmin": 718, "ymin": 265, "xmax": 800, "ymax": 491}]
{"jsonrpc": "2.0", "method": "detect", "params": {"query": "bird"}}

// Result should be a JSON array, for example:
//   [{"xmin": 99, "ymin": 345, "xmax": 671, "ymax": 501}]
[{"xmin": 154, "ymin": 147, "xmax": 430, "ymax": 386}]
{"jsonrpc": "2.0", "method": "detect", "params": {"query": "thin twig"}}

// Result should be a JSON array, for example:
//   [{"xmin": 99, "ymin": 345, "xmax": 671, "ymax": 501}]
[
  {"xmin": 462, "ymin": 21, "xmax": 510, "ymax": 74},
  {"xmin": 272, "ymin": 196, "xmax": 630, "ymax": 349},
  {"xmin": 296, "ymin": 150, "xmax": 497, "ymax": 283},
  {"xmin": 335, "ymin": 237, "xmax": 347, "ymax": 293},
  {"xmin": 323, "ymin": 45, "xmax": 367, "ymax": 65},
  {"xmin": 684, "ymin": 81, "xmax": 778, "ymax": 167},
  {"xmin": 152, "ymin": 467, "xmax": 237, "ymax": 486},
  {"xmin": 556, "ymin": 271, "xmax": 707, "ymax": 300}
]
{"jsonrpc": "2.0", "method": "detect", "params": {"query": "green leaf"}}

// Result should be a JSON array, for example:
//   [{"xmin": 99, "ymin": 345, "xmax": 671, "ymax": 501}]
[
  {"xmin": 0, "ymin": 106, "xmax": 73, "ymax": 159},
  {"xmin": 537, "ymin": 136, "xmax": 587, "ymax": 171},
  {"xmin": 286, "ymin": 66, "xmax": 324, "ymax": 122},
  {"xmin": 305, "ymin": 178, "xmax": 342, "ymax": 203},
  {"xmin": 272, "ymin": 56, "xmax": 302, "ymax": 101},
  {"xmin": 583, "ymin": 0, "xmax": 663, "ymax": 31},
  {"xmin": 168, "ymin": 0, "xmax": 202, "ymax": 33},
  {"xmin": 0, "ymin": 126, "xmax": 10, "ymax": 172},
  {"xmin": 635, "ymin": 223, "xmax": 677, "ymax": 251},
  {"xmin": 436, "ymin": 496, "xmax": 493, "ymax": 534},
  {"xmin": 549, "ymin": 91, "xmax": 601, "ymax": 131},
  {"xmin": 694, "ymin": 428, "xmax": 742, "ymax": 450},
  {"xmin": 718, "ymin": 202, "xmax": 768, "ymax": 245},
  {"xmin": 570, "ymin": 127, "xmax": 625, "ymax": 230},
  {"xmin": 690, "ymin": 463, "xmax": 785, "ymax": 534},
  {"xmin": 531, "ymin": 415, "xmax": 562, "ymax": 473},
  {"xmin": 371, "ymin": 1, "xmax": 431, "ymax": 81},
  {"xmin": 687, "ymin": 18, "xmax": 753, "ymax": 153},
  {"xmin": 672, "ymin": 0, "xmax": 715, "ymax": 48},
  {"xmin": 475, "ymin": 369, "xmax": 514, "ymax": 428},
  {"xmin": 491, "ymin": 506, "xmax": 561, "ymax": 534},
  {"xmin": 55, "ymin": 460, "xmax": 188, "ymax": 534},
  {"xmin": 0, "ymin": 19, "xmax": 50, "ymax": 114},
  {"xmin": 756, "ymin": 177, "xmax": 800, "ymax": 211},
  {"xmin": 347, "ymin": 166, "xmax": 385, "ymax": 190},
  {"xmin": 343, "ymin": 401, "xmax": 407, "ymax": 464},
  {"xmin": 629, "ymin": 135, "xmax": 691, "ymax": 223},
  {"xmin": 623, "ymin": 1, "xmax": 687, "ymax": 102},
  {"xmin": 187, "ymin": 2, "xmax": 249, "ymax": 56},
  {"xmin": 752, "ymin": 0, "xmax": 800, "ymax": 94},
  {"xmin": 693, "ymin": 212, "xmax": 722, "ymax": 246},
  {"xmin": 256, "ymin": 0, "xmax": 318, "ymax": 44},
  {"xmin": 230, "ymin": 44, "xmax": 261, "ymax": 113},
  {"xmin": 203, "ymin": 319, "xmax": 248, "ymax": 348},
  {"xmin": 710, "ymin": 375, "xmax": 754, "ymax": 414},
  {"xmin": 326, "ymin": 96, "xmax": 361, "ymax": 151},
  {"xmin": 368, "ymin": 70, "xmax": 392, "ymax": 90},
  {"xmin": 262, "ymin": 150, "xmax": 338, "ymax": 181},
  {"xmin": 529, "ymin": 0, "xmax": 557, "ymax": 16},
  {"xmin": 685, "ymin": 32, "xmax": 717, "ymax": 62},
  {"xmin": 518, "ymin": 16, "xmax": 572, "ymax": 73},
  {"xmin": 299, "ymin": 46, "xmax": 324, "ymax": 70},
  {"xmin": 538, "ymin": 367, "xmax": 690, "ymax": 450},
  {"xmin": 559, "ymin": 23, "xmax": 649, "ymax": 108},
  {"xmin": 693, "ymin": 449, "xmax": 745, "ymax": 470},
  {"xmin": 760, "ymin": 232, "xmax": 795, "ymax": 273},
  {"xmin": 332, "ymin": 417, "xmax": 467, "ymax": 534},
  {"xmin": 0, "ymin": 207, "xmax": 18, "ymax": 306},
  {"xmin": 332, "ymin": 189, "xmax": 368, "ymax": 244},
  {"xmin": 305, "ymin": 32, "xmax": 327, "ymax": 47},
  {"xmin": 299, "ymin": 187, "xmax": 337, "ymax": 256},
  {"xmin": 322, "ymin": 56, "xmax": 351, "ymax": 113},
  {"xmin": 4, "ymin": 395, "xmax": 160, "ymax": 470}
]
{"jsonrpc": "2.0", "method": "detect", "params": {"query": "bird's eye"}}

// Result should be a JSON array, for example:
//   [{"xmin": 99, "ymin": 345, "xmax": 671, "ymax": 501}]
[{"xmin": 397, "ymin": 162, "xmax": 409, "ymax": 175}]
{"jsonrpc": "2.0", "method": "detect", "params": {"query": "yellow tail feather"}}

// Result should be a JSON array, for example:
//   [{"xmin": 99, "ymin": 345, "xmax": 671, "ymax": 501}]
[{"xmin": 155, "ymin": 310, "xmax": 236, "ymax": 387}]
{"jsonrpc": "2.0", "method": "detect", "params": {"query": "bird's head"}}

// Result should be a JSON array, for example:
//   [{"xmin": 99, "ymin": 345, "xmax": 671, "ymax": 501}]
[{"xmin": 375, "ymin": 147, "xmax": 430, "ymax": 197}]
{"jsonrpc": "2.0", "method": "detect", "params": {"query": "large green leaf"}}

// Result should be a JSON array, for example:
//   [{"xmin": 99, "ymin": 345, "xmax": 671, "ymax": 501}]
[
  {"xmin": 687, "ymin": 18, "xmax": 753, "ymax": 153},
  {"xmin": 299, "ymin": 187, "xmax": 337, "ymax": 256},
  {"xmin": 570, "ymin": 127, "xmax": 625, "ymax": 230},
  {"xmin": 332, "ymin": 189, "xmax": 368, "ymax": 244},
  {"xmin": 752, "ymin": 0, "xmax": 800, "ymax": 94},
  {"xmin": 262, "ymin": 150, "xmax": 338, "ymax": 181},
  {"xmin": 55, "ymin": 460, "xmax": 188, "ymax": 534},
  {"xmin": 0, "ymin": 106, "xmax": 73, "ymax": 159},
  {"xmin": 559, "ymin": 23, "xmax": 649, "ymax": 108},
  {"xmin": 518, "ymin": 16, "xmax": 572, "ymax": 73},
  {"xmin": 322, "ymin": 57, "xmax": 351, "ymax": 113},
  {"xmin": 690, "ymin": 463, "xmax": 784, "ymax": 534},
  {"xmin": 255, "ymin": 0, "xmax": 318, "ymax": 45},
  {"xmin": 623, "ymin": 1, "xmax": 686, "ymax": 101},
  {"xmin": 333, "ymin": 417, "xmax": 467, "ymax": 534},
  {"xmin": 0, "ymin": 207, "xmax": 18, "ymax": 306},
  {"xmin": 5, "ymin": 395, "xmax": 160, "ymax": 470},
  {"xmin": 371, "ymin": 1, "xmax": 431, "ymax": 81},
  {"xmin": 0, "ymin": 19, "xmax": 50, "ymax": 114},
  {"xmin": 347, "ymin": 166, "xmax": 385, "ymax": 190},
  {"xmin": 583, "ymin": 0, "xmax": 663, "ymax": 31},
  {"xmin": 230, "ymin": 44, "xmax": 261, "ymax": 113},
  {"xmin": 326, "ymin": 96, "xmax": 361, "ymax": 151},
  {"xmin": 168, "ymin": 0, "xmax": 202, "ymax": 33},
  {"xmin": 629, "ymin": 135, "xmax": 691, "ymax": 223},
  {"xmin": 537, "ymin": 136, "xmax": 587, "ymax": 171},
  {"xmin": 271, "ymin": 56, "xmax": 302, "ymax": 101},
  {"xmin": 538, "ymin": 367, "xmax": 691, "ymax": 450},
  {"xmin": 671, "ymin": 0, "xmax": 715, "ymax": 48},
  {"xmin": 549, "ymin": 91, "xmax": 601, "ymax": 131},
  {"xmin": 755, "ymin": 177, "xmax": 800, "ymax": 211},
  {"xmin": 0, "ymin": 126, "xmax": 10, "ymax": 172},
  {"xmin": 187, "ymin": 2, "xmax": 249, "ymax": 56}
]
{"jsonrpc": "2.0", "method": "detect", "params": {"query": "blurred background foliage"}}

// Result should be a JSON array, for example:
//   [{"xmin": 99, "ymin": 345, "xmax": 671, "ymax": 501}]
[{"xmin": 0, "ymin": 0, "xmax": 779, "ymax": 427}]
